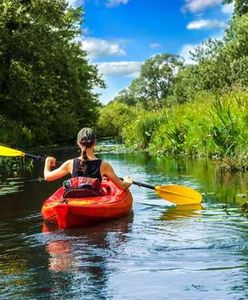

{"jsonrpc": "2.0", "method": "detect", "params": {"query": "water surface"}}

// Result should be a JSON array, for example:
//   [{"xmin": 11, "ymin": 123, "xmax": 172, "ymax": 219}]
[{"xmin": 1, "ymin": 149, "xmax": 248, "ymax": 299}]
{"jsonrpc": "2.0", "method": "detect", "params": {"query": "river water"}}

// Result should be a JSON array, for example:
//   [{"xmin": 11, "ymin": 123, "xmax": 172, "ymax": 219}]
[{"xmin": 0, "ymin": 147, "xmax": 248, "ymax": 299}]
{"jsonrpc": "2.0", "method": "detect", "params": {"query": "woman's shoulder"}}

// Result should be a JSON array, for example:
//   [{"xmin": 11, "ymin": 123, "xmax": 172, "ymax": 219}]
[
  {"xmin": 100, "ymin": 159, "xmax": 108, "ymax": 166},
  {"xmin": 100, "ymin": 160, "xmax": 112, "ymax": 171},
  {"xmin": 61, "ymin": 158, "xmax": 74, "ymax": 165}
]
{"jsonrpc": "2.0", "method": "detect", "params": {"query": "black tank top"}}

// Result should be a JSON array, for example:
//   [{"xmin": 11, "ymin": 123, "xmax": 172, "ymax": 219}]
[{"xmin": 72, "ymin": 158, "xmax": 102, "ymax": 182}]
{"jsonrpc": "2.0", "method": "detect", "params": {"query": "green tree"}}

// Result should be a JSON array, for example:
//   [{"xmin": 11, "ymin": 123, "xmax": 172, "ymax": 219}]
[
  {"xmin": 97, "ymin": 101, "xmax": 136, "ymax": 138},
  {"xmin": 223, "ymin": 0, "xmax": 248, "ymax": 17},
  {"xmin": 111, "ymin": 89, "xmax": 137, "ymax": 106},
  {"xmin": 170, "ymin": 65, "xmax": 200, "ymax": 104},
  {"xmin": 172, "ymin": 13, "xmax": 248, "ymax": 100},
  {"xmin": 0, "ymin": 0, "xmax": 104, "ymax": 147},
  {"xmin": 128, "ymin": 54, "xmax": 184, "ymax": 109}
]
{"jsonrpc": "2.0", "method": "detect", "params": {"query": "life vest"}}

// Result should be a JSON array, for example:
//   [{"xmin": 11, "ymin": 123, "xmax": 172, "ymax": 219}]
[{"xmin": 63, "ymin": 176, "xmax": 104, "ymax": 198}]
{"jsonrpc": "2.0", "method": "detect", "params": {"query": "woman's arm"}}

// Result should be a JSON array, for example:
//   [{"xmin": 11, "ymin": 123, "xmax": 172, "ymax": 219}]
[
  {"xmin": 101, "ymin": 160, "xmax": 133, "ymax": 190},
  {"xmin": 44, "ymin": 157, "xmax": 72, "ymax": 181}
]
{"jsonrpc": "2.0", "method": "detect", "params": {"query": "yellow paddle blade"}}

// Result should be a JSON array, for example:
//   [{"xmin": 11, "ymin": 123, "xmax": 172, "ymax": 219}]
[
  {"xmin": 155, "ymin": 185, "xmax": 202, "ymax": 205},
  {"xmin": 0, "ymin": 145, "xmax": 25, "ymax": 157}
]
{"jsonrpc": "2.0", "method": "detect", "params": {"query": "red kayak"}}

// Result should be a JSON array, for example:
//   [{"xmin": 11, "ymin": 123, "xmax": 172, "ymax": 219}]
[{"xmin": 41, "ymin": 179, "xmax": 133, "ymax": 229}]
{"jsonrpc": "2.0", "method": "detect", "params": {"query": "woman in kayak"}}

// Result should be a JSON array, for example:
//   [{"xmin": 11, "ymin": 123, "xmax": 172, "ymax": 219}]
[{"xmin": 44, "ymin": 127, "xmax": 133, "ymax": 190}]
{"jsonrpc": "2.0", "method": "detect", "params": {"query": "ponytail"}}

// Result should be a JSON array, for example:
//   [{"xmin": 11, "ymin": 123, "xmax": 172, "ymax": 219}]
[
  {"xmin": 80, "ymin": 146, "xmax": 88, "ymax": 173},
  {"xmin": 77, "ymin": 128, "xmax": 96, "ymax": 174}
]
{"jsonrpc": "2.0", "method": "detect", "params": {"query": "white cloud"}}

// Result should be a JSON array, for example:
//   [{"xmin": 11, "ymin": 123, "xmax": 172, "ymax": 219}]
[
  {"xmin": 222, "ymin": 2, "xmax": 234, "ymax": 15},
  {"xmin": 106, "ymin": 0, "xmax": 129, "ymax": 8},
  {"xmin": 183, "ymin": 0, "xmax": 222, "ymax": 13},
  {"xmin": 149, "ymin": 43, "xmax": 161, "ymax": 49},
  {"xmin": 97, "ymin": 61, "xmax": 143, "ymax": 77},
  {"xmin": 67, "ymin": 0, "xmax": 84, "ymax": 7},
  {"xmin": 187, "ymin": 19, "xmax": 225, "ymax": 30},
  {"xmin": 68, "ymin": 0, "xmax": 129, "ymax": 8},
  {"xmin": 179, "ymin": 44, "xmax": 199, "ymax": 64},
  {"xmin": 81, "ymin": 38, "xmax": 126, "ymax": 59}
]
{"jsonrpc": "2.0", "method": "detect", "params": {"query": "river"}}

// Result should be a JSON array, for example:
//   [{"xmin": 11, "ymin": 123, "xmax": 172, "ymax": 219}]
[{"xmin": 0, "ymin": 147, "xmax": 248, "ymax": 299}]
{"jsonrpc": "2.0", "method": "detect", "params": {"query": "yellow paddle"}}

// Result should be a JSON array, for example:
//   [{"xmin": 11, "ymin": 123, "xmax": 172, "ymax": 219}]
[
  {"xmin": 0, "ymin": 145, "xmax": 25, "ymax": 157},
  {"xmin": 0, "ymin": 145, "xmax": 202, "ymax": 205},
  {"xmin": 0, "ymin": 145, "xmax": 43, "ymax": 160},
  {"xmin": 131, "ymin": 180, "xmax": 202, "ymax": 205}
]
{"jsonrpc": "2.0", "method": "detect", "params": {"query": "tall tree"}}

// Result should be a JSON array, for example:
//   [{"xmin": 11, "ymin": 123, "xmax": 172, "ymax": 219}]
[
  {"xmin": 0, "ymin": 0, "xmax": 104, "ymax": 146},
  {"xmin": 128, "ymin": 54, "xmax": 184, "ymax": 109},
  {"xmin": 223, "ymin": 0, "xmax": 248, "ymax": 17}
]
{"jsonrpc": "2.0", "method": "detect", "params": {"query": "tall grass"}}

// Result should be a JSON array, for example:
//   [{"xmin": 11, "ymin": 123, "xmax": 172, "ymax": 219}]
[
  {"xmin": 98, "ymin": 91, "xmax": 248, "ymax": 171},
  {"xmin": 0, "ymin": 157, "xmax": 34, "ymax": 177}
]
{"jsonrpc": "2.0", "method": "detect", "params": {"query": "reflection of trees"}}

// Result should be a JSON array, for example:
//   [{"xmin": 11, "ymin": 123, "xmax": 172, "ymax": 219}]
[
  {"xmin": 0, "ymin": 217, "xmax": 55, "ymax": 298},
  {"xmin": 44, "ymin": 213, "xmax": 133, "ymax": 299},
  {"xmin": 106, "ymin": 152, "xmax": 248, "ymax": 206},
  {"xmin": 34, "ymin": 147, "xmax": 248, "ymax": 207}
]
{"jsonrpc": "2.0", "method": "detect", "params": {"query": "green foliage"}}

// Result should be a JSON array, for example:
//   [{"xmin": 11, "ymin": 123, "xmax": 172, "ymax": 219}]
[
  {"xmin": 97, "ymin": 101, "xmax": 136, "ymax": 139},
  {"xmin": 169, "ymin": 65, "xmax": 200, "ymax": 104},
  {"xmin": 0, "ymin": 0, "xmax": 104, "ymax": 147},
  {"xmin": 174, "ymin": 14, "xmax": 248, "ymax": 99},
  {"xmin": 150, "ymin": 92, "xmax": 248, "ymax": 160},
  {"xmin": 211, "ymin": 98, "xmax": 238, "ymax": 156},
  {"xmin": 112, "ymin": 54, "xmax": 184, "ymax": 109},
  {"xmin": 0, "ymin": 156, "xmax": 33, "ymax": 176},
  {"xmin": 122, "ymin": 110, "xmax": 165, "ymax": 149},
  {"xmin": 113, "ymin": 89, "xmax": 137, "ymax": 106},
  {"xmin": 98, "ymin": 91, "xmax": 248, "ymax": 170},
  {"xmin": 223, "ymin": 0, "xmax": 248, "ymax": 17}
]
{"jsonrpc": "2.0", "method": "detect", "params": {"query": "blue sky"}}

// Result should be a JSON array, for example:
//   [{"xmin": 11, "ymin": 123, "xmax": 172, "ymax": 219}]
[{"xmin": 68, "ymin": 0, "xmax": 234, "ymax": 103}]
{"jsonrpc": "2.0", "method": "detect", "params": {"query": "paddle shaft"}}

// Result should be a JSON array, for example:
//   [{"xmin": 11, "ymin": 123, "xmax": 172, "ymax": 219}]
[
  {"xmin": 25, "ymin": 153, "xmax": 45, "ymax": 161},
  {"xmin": 25, "ymin": 153, "xmax": 63, "ymax": 165},
  {"xmin": 119, "ymin": 177, "xmax": 155, "ymax": 190},
  {"xmin": 132, "ymin": 180, "xmax": 156, "ymax": 190}
]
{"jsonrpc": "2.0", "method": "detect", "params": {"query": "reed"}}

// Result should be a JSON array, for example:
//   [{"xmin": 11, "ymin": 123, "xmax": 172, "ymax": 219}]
[
  {"xmin": 98, "ymin": 90, "xmax": 248, "ymax": 171},
  {"xmin": 0, "ymin": 157, "xmax": 34, "ymax": 176}
]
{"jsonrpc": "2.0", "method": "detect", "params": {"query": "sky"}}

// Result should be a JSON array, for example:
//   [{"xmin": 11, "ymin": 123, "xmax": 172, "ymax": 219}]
[{"xmin": 68, "ymin": 0, "xmax": 234, "ymax": 104}]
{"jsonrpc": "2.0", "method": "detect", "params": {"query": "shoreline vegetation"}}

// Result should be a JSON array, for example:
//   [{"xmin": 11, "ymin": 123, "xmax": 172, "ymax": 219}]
[{"xmin": 97, "ymin": 90, "xmax": 248, "ymax": 173}]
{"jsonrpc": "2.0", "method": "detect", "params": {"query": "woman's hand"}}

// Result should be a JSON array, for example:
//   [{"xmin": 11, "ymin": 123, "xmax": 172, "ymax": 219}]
[
  {"xmin": 45, "ymin": 156, "xmax": 56, "ymax": 169},
  {"xmin": 101, "ymin": 161, "xmax": 133, "ymax": 190},
  {"xmin": 44, "ymin": 158, "xmax": 72, "ymax": 181},
  {"xmin": 123, "ymin": 176, "xmax": 133, "ymax": 185}
]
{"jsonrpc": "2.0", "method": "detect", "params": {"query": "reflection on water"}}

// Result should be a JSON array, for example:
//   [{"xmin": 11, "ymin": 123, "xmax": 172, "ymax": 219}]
[
  {"xmin": 160, "ymin": 204, "xmax": 202, "ymax": 221},
  {"xmin": 1, "ymin": 150, "xmax": 248, "ymax": 299},
  {"xmin": 0, "ymin": 177, "xmax": 25, "ymax": 196},
  {"xmin": 44, "ymin": 214, "xmax": 132, "ymax": 273}
]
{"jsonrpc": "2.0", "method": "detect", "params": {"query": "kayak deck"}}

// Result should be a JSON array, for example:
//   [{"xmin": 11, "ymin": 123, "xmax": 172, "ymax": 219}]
[{"xmin": 41, "ymin": 179, "xmax": 133, "ymax": 229}]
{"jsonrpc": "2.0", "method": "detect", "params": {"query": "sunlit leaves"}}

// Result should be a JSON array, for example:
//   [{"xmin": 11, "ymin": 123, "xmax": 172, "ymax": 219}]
[{"xmin": 0, "ymin": 0, "xmax": 104, "ymax": 147}]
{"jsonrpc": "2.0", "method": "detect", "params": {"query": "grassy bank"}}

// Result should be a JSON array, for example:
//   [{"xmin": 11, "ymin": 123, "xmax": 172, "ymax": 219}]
[{"xmin": 98, "ymin": 91, "xmax": 248, "ymax": 172}]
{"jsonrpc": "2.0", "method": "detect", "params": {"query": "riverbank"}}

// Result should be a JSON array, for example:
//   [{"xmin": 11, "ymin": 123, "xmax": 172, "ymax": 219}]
[{"xmin": 98, "ymin": 90, "xmax": 248, "ymax": 172}]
